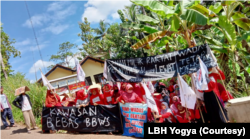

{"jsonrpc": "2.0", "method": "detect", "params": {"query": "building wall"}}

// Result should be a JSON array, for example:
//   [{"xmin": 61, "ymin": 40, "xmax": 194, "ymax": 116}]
[
  {"xmin": 72, "ymin": 59, "xmax": 104, "ymax": 85},
  {"xmin": 47, "ymin": 67, "xmax": 73, "ymax": 81},
  {"xmin": 46, "ymin": 59, "xmax": 104, "ymax": 85},
  {"xmin": 226, "ymin": 96, "xmax": 250, "ymax": 123}
]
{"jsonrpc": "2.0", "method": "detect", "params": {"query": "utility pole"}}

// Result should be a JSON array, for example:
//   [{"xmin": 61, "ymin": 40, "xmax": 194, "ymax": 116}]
[{"xmin": 0, "ymin": 52, "xmax": 8, "ymax": 80}]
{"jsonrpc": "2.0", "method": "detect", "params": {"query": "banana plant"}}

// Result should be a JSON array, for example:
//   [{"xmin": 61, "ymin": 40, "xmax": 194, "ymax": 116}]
[{"xmin": 129, "ymin": 0, "xmax": 217, "ymax": 51}]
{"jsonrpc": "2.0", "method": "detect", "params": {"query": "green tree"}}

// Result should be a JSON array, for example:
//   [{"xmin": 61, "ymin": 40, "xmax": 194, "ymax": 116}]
[
  {"xmin": 49, "ymin": 41, "xmax": 77, "ymax": 68},
  {"xmin": 1, "ymin": 24, "xmax": 21, "ymax": 80}
]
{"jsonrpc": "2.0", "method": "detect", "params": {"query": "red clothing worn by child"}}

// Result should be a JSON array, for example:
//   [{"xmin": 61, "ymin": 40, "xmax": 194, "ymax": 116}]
[
  {"xmin": 45, "ymin": 90, "xmax": 62, "ymax": 107},
  {"xmin": 89, "ymin": 88, "xmax": 105, "ymax": 105},
  {"xmin": 103, "ymin": 84, "xmax": 114, "ymax": 105}
]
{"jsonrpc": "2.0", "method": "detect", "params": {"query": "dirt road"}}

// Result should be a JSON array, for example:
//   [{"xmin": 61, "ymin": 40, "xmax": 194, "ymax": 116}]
[{"xmin": 1, "ymin": 124, "xmax": 139, "ymax": 139}]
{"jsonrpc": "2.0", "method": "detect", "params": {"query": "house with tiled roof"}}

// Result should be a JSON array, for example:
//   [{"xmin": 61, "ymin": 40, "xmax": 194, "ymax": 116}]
[{"xmin": 37, "ymin": 56, "xmax": 104, "ymax": 93}]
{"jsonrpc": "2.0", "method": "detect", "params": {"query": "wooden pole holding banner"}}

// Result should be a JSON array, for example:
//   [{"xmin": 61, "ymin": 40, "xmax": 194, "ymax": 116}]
[
  {"xmin": 177, "ymin": 73, "xmax": 191, "ymax": 123},
  {"xmin": 39, "ymin": 68, "xmax": 58, "ymax": 103}
]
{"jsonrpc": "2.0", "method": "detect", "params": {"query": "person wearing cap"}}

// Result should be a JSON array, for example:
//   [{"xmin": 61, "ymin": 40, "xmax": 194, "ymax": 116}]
[
  {"xmin": 1, "ymin": 86, "xmax": 17, "ymax": 129},
  {"xmin": 12, "ymin": 88, "xmax": 38, "ymax": 134}
]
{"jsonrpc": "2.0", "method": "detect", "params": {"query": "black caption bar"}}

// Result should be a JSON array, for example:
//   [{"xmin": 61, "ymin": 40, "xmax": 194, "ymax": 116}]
[{"xmin": 144, "ymin": 123, "xmax": 249, "ymax": 138}]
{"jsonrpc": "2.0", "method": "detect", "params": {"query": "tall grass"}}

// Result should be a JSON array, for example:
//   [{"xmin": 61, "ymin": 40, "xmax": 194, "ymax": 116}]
[{"xmin": 1, "ymin": 72, "xmax": 46, "ymax": 127}]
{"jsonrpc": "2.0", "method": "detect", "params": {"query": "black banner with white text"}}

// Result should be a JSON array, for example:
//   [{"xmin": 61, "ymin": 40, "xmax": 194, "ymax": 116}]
[
  {"xmin": 105, "ymin": 44, "xmax": 217, "ymax": 82},
  {"xmin": 42, "ymin": 105, "xmax": 122, "ymax": 132}
]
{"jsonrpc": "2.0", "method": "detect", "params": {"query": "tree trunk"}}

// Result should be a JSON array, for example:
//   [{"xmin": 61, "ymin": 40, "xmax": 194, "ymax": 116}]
[{"xmin": 0, "ymin": 52, "xmax": 8, "ymax": 80}]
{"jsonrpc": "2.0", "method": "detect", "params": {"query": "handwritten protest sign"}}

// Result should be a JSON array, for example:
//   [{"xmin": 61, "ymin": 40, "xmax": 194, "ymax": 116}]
[
  {"xmin": 104, "ymin": 44, "xmax": 217, "ymax": 82},
  {"xmin": 42, "ymin": 105, "xmax": 122, "ymax": 132},
  {"xmin": 120, "ymin": 103, "xmax": 147, "ymax": 138}
]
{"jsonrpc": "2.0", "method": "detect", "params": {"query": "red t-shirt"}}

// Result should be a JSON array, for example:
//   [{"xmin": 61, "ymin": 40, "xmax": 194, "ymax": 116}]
[{"xmin": 103, "ymin": 91, "xmax": 113, "ymax": 105}]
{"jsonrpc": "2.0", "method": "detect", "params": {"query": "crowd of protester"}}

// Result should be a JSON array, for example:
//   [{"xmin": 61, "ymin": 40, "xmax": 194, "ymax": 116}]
[{"xmin": 0, "ymin": 66, "xmax": 234, "ymax": 134}]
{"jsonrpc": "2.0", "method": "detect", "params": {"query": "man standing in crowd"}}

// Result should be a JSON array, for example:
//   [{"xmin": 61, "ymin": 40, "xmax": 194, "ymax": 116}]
[
  {"xmin": 13, "ymin": 91, "xmax": 38, "ymax": 133},
  {"xmin": 1, "ymin": 86, "xmax": 17, "ymax": 129}
]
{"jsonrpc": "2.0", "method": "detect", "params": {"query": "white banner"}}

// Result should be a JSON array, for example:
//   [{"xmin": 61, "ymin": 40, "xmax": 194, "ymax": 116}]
[
  {"xmin": 141, "ymin": 83, "xmax": 159, "ymax": 114},
  {"xmin": 41, "ymin": 72, "xmax": 54, "ymax": 90},
  {"xmin": 74, "ymin": 57, "xmax": 85, "ymax": 82},
  {"xmin": 178, "ymin": 74, "xmax": 197, "ymax": 109},
  {"xmin": 195, "ymin": 58, "xmax": 209, "ymax": 90}
]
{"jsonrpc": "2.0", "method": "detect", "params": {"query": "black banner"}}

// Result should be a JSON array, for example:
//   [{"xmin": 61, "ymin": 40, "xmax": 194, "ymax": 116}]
[
  {"xmin": 105, "ymin": 44, "xmax": 217, "ymax": 82},
  {"xmin": 144, "ymin": 123, "xmax": 248, "ymax": 138},
  {"xmin": 42, "ymin": 105, "xmax": 122, "ymax": 132}
]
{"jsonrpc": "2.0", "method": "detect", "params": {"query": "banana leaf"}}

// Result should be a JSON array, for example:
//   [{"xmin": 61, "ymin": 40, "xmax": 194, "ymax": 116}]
[{"xmin": 130, "ymin": 0, "xmax": 175, "ymax": 18}]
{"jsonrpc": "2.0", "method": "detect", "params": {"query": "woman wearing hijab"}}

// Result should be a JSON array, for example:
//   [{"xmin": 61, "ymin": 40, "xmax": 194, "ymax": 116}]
[
  {"xmin": 45, "ymin": 89, "xmax": 62, "ymax": 107},
  {"xmin": 155, "ymin": 102, "xmax": 177, "ymax": 123},
  {"xmin": 130, "ymin": 83, "xmax": 143, "ymax": 100},
  {"xmin": 118, "ymin": 84, "xmax": 145, "ymax": 104},
  {"xmin": 89, "ymin": 88, "xmax": 105, "ymax": 105},
  {"xmin": 168, "ymin": 91, "xmax": 177, "ymax": 106},
  {"xmin": 173, "ymin": 84, "xmax": 180, "ymax": 97},
  {"xmin": 170, "ymin": 96, "xmax": 180, "ymax": 115},
  {"xmin": 198, "ymin": 67, "xmax": 229, "ymax": 123},
  {"xmin": 111, "ymin": 85, "xmax": 120, "ymax": 104},
  {"xmin": 75, "ymin": 89, "xmax": 89, "ymax": 108},
  {"xmin": 174, "ymin": 102, "xmax": 191, "ymax": 123},
  {"xmin": 167, "ymin": 79, "xmax": 175, "ymax": 93},
  {"xmin": 103, "ymin": 84, "xmax": 113, "ymax": 105}
]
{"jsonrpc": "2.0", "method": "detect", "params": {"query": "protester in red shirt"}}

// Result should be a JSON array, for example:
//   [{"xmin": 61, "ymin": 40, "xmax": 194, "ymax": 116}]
[
  {"xmin": 102, "ymin": 84, "xmax": 114, "ymax": 105},
  {"xmin": 155, "ymin": 102, "xmax": 177, "ymax": 123},
  {"xmin": 111, "ymin": 85, "xmax": 120, "ymax": 104},
  {"xmin": 167, "ymin": 79, "xmax": 175, "ymax": 93},
  {"xmin": 217, "ymin": 82, "xmax": 233, "ymax": 103},
  {"xmin": 174, "ymin": 102, "xmax": 191, "ymax": 123},
  {"xmin": 130, "ymin": 83, "xmax": 144, "ymax": 100},
  {"xmin": 45, "ymin": 89, "xmax": 62, "ymax": 107},
  {"xmin": 89, "ymin": 88, "xmax": 105, "ymax": 105},
  {"xmin": 118, "ymin": 84, "xmax": 145, "ymax": 104}
]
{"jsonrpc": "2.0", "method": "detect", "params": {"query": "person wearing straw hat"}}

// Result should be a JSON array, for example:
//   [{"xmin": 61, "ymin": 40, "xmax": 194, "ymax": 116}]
[
  {"xmin": 12, "ymin": 86, "xmax": 38, "ymax": 134},
  {"xmin": 1, "ymin": 86, "xmax": 17, "ymax": 130}
]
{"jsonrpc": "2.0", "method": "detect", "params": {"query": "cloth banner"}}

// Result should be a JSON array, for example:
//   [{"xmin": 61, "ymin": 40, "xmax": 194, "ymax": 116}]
[
  {"xmin": 41, "ymin": 72, "xmax": 54, "ymax": 90},
  {"xmin": 191, "ymin": 73, "xmax": 204, "ymax": 100},
  {"xmin": 74, "ymin": 57, "xmax": 86, "ymax": 82},
  {"xmin": 120, "ymin": 103, "xmax": 147, "ymax": 138},
  {"xmin": 104, "ymin": 44, "xmax": 217, "ymax": 82},
  {"xmin": 141, "ymin": 83, "xmax": 159, "ymax": 114},
  {"xmin": 68, "ymin": 82, "xmax": 86, "ymax": 91},
  {"xmin": 177, "ymin": 74, "xmax": 197, "ymax": 109},
  {"xmin": 42, "ymin": 105, "xmax": 122, "ymax": 132},
  {"xmin": 195, "ymin": 58, "xmax": 209, "ymax": 90}
]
